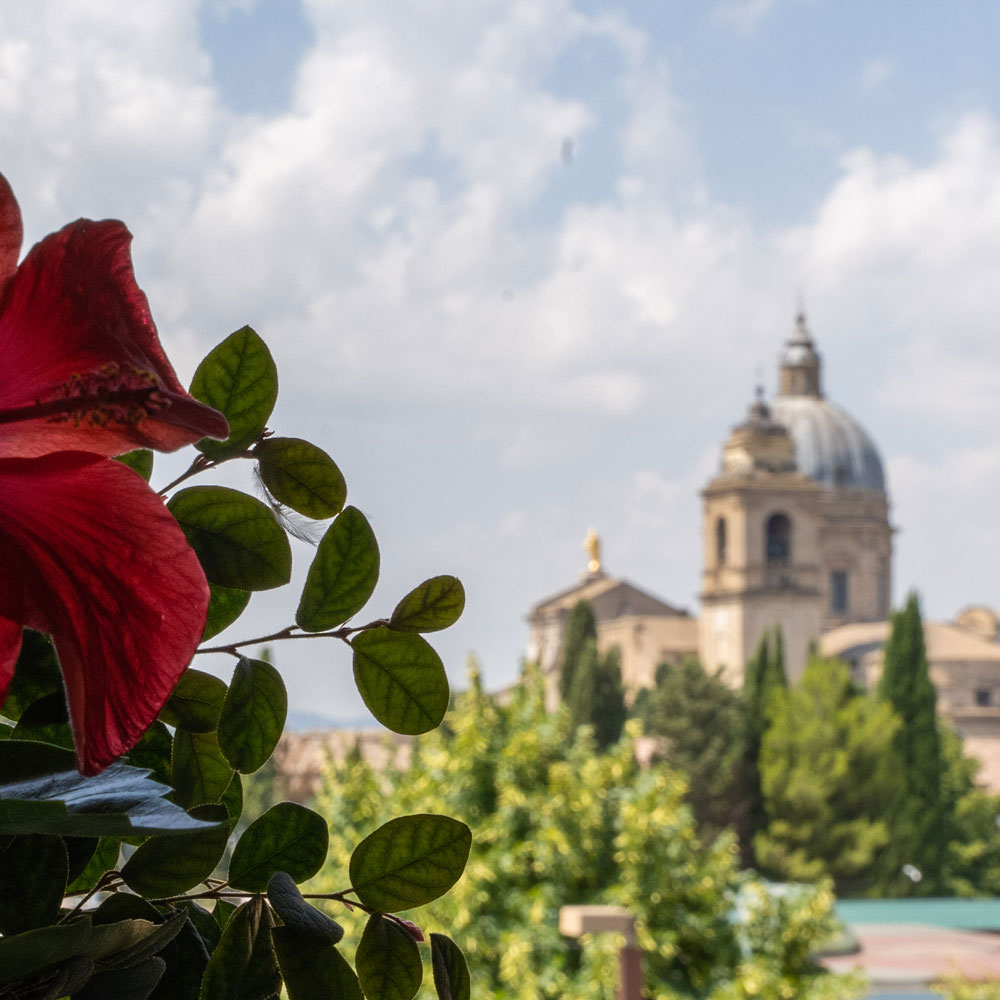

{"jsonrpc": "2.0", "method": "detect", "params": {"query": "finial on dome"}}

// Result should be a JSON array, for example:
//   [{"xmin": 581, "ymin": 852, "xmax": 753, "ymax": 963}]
[{"xmin": 779, "ymin": 308, "xmax": 822, "ymax": 398}]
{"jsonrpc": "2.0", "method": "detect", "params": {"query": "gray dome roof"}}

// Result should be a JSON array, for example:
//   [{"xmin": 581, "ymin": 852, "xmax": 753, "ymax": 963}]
[{"xmin": 770, "ymin": 395, "xmax": 886, "ymax": 492}]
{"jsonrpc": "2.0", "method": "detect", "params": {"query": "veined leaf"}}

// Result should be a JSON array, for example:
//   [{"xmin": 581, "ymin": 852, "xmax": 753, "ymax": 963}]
[
  {"xmin": 191, "ymin": 327, "xmax": 278, "ymax": 460},
  {"xmin": 202, "ymin": 585, "xmax": 251, "ymax": 641},
  {"xmin": 356, "ymin": 914, "xmax": 422, "ymax": 1000},
  {"xmin": 351, "ymin": 629, "xmax": 449, "ymax": 735},
  {"xmin": 296, "ymin": 507, "xmax": 379, "ymax": 631},
  {"xmin": 349, "ymin": 814, "xmax": 471, "ymax": 912},
  {"xmin": 430, "ymin": 933, "xmax": 472, "ymax": 1000},
  {"xmin": 390, "ymin": 576, "xmax": 465, "ymax": 634},
  {"xmin": 254, "ymin": 437, "xmax": 347, "ymax": 520},
  {"xmin": 228, "ymin": 802, "xmax": 328, "ymax": 893},
  {"xmin": 217, "ymin": 658, "xmax": 286, "ymax": 774},
  {"xmin": 168, "ymin": 487, "xmax": 292, "ymax": 591},
  {"xmin": 171, "ymin": 731, "xmax": 233, "ymax": 810},
  {"xmin": 160, "ymin": 670, "xmax": 227, "ymax": 734},
  {"xmin": 272, "ymin": 926, "xmax": 362, "ymax": 1000}
]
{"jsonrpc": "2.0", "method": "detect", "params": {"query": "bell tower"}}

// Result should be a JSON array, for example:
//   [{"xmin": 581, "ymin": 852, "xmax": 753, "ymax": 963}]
[{"xmin": 698, "ymin": 389, "xmax": 824, "ymax": 685}]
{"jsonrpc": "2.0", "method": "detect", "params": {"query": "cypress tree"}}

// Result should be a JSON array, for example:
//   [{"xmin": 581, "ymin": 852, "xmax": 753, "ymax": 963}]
[
  {"xmin": 742, "ymin": 626, "xmax": 787, "ymax": 863},
  {"xmin": 567, "ymin": 641, "xmax": 626, "ymax": 749},
  {"xmin": 559, "ymin": 600, "xmax": 598, "ymax": 701},
  {"xmin": 877, "ymin": 591, "xmax": 948, "ymax": 892}
]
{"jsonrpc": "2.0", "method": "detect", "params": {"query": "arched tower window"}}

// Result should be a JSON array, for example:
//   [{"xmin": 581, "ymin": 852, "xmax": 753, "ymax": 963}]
[
  {"xmin": 765, "ymin": 513, "xmax": 791, "ymax": 566},
  {"xmin": 715, "ymin": 517, "xmax": 727, "ymax": 567}
]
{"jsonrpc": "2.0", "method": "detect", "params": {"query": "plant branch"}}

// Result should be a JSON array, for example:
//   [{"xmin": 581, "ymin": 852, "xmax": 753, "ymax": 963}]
[
  {"xmin": 196, "ymin": 620, "xmax": 390, "ymax": 657},
  {"xmin": 156, "ymin": 447, "xmax": 259, "ymax": 496}
]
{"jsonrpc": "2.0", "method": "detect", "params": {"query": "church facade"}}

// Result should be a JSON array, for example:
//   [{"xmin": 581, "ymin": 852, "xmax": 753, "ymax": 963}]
[{"xmin": 527, "ymin": 314, "xmax": 1000, "ymax": 784}]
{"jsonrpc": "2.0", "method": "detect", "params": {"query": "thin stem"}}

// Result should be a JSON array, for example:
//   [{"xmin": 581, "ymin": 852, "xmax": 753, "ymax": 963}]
[
  {"xmin": 157, "ymin": 454, "xmax": 215, "ymax": 495},
  {"xmin": 60, "ymin": 871, "xmax": 123, "ymax": 919},
  {"xmin": 196, "ymin": 620, "xmax": 389, "ymax": 657}
]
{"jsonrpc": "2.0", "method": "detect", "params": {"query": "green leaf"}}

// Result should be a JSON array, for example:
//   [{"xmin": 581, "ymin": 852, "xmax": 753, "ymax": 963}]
[
  {"xmin": 10, "ymin": 690, "xmax": 73, "ymax": 748},
  {"xmin": 121, "ymin": 805, "xmax": 230, "ymax": 897},
  {"xmin": 296, "ymin": 506, "xmax": 379, "ymax": 631},
  {"xmin": 356, "ymin": 914, "xmax": 422, "ymax": 1000},
  {"xmin": 430, "ymin": 933, "xmax": 471, "ymax": 1000},
  {"xmin": 161, "ymin": 670, "xmax": 228, "ymax": 733},
  {"xmin": 150, "ymin": 913, "xmax": 211, "ymax": 1000},
  {"xmin": 222, "ymin": 772, "xmax": 244, "ymax": 833},
  {"xmin": 191, "ymin": 326, "xmax": 278, "ymax": 460},
  {"xmin": 65, "ymin": 835, "xmax": 100, "ymax": 883},
  {"xmin": 271, "ymin": 926, "xmax": 362, "ymax": 1000},
  {"xmin": 169, "ymin": 486, "xmax": 292, "ymax": 591},
  {"xmin": 171, "ymin": 731, "xmax": 234, "ymax": 809},
  {"xmin": 116, "ymin": 449, "xmax": 154, "ymax": 481},
  {"xmin": 68, "ymin": 837, "xmax": 121, "ymax": 893},
  {"xmin": 0, "ymin": 742, "xmax": 222, "ymax": 837},
  {"xmin": 390, "ymin": 576, "xmax": 465, "ymax": 634},
  {"xmin": 213, "ymin": 899, "xmax": 236, "ymax": 932},
  {"xmin": 351, "ymin": 629, "xmax": 450, "ymax": 735},
  {"xmin": 185, "ymin": 902, "xmax": 222, "ymax": 957},
  {"xmin": 202, "ymin": 585, "xmax": 251, "ymax": 641},
  {"xmin": 254, "ymin": 437, "xmax": 347, "ymax": 520},
  {"xmin": 228, "ymin": 802, "xmax": 328, "ymax": 892},
  {"xmin": 93, "ymin": 891, "xmax": 162, "ymax": 924},
  {"xmin": 217, "ymin": 658, "xmax": 287, "ymax": 774},
  {"xmin": 75, "ymin": 956, "xmax": 166, "ymax": 999},
  {"xmin": 0, "ymin": 833, "xmax": 68, "ymax": 933},
  {"xmin": 2, "ymin": 629, "xmax": 62, "ymax": 721},
  {"xmin": 199, "ymin": 896, "xmax": 281, "ymax": 1000},
  {"xmin": 128, "ymin": 721, "xmax": 174, "ymax": 787},
  {"xmin": 267, "ymin": 871, "xmax": 344, "ymax": 945},
  {"xmin": 0, "ymin": 915, "xmax": 181, "ymax": 984},
  {"xmin": 349, "ymin": 814, "xmax": 471, "ymax": 912}
]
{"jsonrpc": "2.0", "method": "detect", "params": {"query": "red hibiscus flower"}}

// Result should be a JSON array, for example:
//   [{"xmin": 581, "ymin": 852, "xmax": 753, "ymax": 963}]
[{"xmin": 0, "ymin": 171, "xmax": 229, "ymax": 775}]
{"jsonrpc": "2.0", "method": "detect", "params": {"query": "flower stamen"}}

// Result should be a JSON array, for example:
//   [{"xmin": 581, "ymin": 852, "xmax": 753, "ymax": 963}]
[{"xmin": 0, "ymin": 364, "xmax": 166, "ymax": 429}]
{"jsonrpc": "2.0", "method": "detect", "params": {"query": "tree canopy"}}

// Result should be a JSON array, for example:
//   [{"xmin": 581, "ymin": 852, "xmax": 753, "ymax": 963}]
[{"xmin": 313, "ymin": 662, "xmax": 861, "ymax": 1000}]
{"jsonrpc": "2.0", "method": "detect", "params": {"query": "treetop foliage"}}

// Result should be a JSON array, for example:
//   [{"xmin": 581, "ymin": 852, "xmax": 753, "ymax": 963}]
[{"xmin": 313, "ymin": 660, "xmax": 862, "ymax": 1000}]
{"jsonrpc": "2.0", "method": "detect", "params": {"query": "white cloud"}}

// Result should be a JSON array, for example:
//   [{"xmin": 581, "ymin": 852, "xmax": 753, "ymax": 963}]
[
  {"xmin": 713, "ymin": 0, "xmax": 779, "ymax": 35},
  {"xmin": 5, "ymin": 1, "xmax": 1000, "ymax": 709},
  {"xmin": 859, "ymin": 56, "xmax": 895, "ymax": 92}
]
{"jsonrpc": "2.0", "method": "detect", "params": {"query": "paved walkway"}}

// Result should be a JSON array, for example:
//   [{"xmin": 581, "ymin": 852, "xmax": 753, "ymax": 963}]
[{"xmin": 822, "ymin": 922, "xmax": 1000, "ymax": 992}]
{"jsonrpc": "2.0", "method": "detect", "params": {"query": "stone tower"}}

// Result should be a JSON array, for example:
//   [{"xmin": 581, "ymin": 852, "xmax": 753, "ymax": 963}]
[{"xmin": 698, "ymin": 314, "xmax": 893, "ymax": 684}]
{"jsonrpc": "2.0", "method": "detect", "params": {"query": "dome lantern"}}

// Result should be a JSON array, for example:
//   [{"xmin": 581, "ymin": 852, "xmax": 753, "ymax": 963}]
[{"xmin": 779, "ymin": 312, "xmax": 823, "ymax": 398}]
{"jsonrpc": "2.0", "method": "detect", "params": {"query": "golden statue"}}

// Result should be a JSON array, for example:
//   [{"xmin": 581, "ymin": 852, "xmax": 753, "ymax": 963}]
[{"xmin": 583, "ymin": 527, "xmax": 601, "ymax": 575}]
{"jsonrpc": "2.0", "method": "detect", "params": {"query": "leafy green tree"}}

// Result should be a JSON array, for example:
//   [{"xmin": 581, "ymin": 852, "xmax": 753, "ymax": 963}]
[
  {"xmin": 636, "ymin": 657, "xmax": 746, "ymax": 839},
  {"xmin": 313, "ymin": 662, "xmax": 862, "ymax": 1000},
  {"xmin": 940, "ymin": 725, "xmax": 1000, "ymax": 897},
  {"xmin": 567, "ymin": 641, "xmax": 627, "ymax": 749},
  {"xmin": 742, "ymin": 625, "xmax": 788, "ymax": 860},
  {"xmin": 755, "ymin": 654, "xmax": 903, "ymax": 892},
  {"xmin": 877, "ymin": 591, "xmax": 950, "ymax": 892}
]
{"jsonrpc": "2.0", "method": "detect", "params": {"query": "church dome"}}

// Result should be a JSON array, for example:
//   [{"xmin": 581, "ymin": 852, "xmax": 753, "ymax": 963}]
[
  {"xmin": 770, "ymin": 395, "xmax": 886, "ymax": 491},
  {"xmin": 770, "ymin": 312, "xmax": 886, "ymax": 493}
]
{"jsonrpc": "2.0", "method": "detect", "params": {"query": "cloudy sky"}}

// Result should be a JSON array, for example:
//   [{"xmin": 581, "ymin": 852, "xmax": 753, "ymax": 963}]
[{"xmin": 3, "ymin": 0, "xmax": 999, "ymax": 722}]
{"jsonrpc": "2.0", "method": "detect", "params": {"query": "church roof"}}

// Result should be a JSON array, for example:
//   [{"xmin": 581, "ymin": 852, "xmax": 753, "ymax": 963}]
[
  {"xmin": 821, "ymin": 620, "xmax": 1000, "ymax": 664},
  {"xmin": 771, "ymin": 312, "xmax": 887, "ymax": 492},
  {"xmin": 771, "ymin": 395, "xmax": 886, "ymax": 491},
  {"xmin": 527, "ymin": 573, "xmax": 689, "ymax": 623}
]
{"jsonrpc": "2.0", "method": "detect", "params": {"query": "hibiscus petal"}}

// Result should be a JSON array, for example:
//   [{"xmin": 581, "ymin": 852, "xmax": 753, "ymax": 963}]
[
  {"xmin": 0, "ymin": 216, "xmax": 228, "ymax": 459},
  {"xmin": 0, "ymin": 172, "xmax": 21, "ymax": 297},
  {"xmin": 0, "ymin": 616, "xmax": 22, "ymax": 705},
  {"xmin": 0, "ymin": 452, "xmax": 210, "ymax": 774}
]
